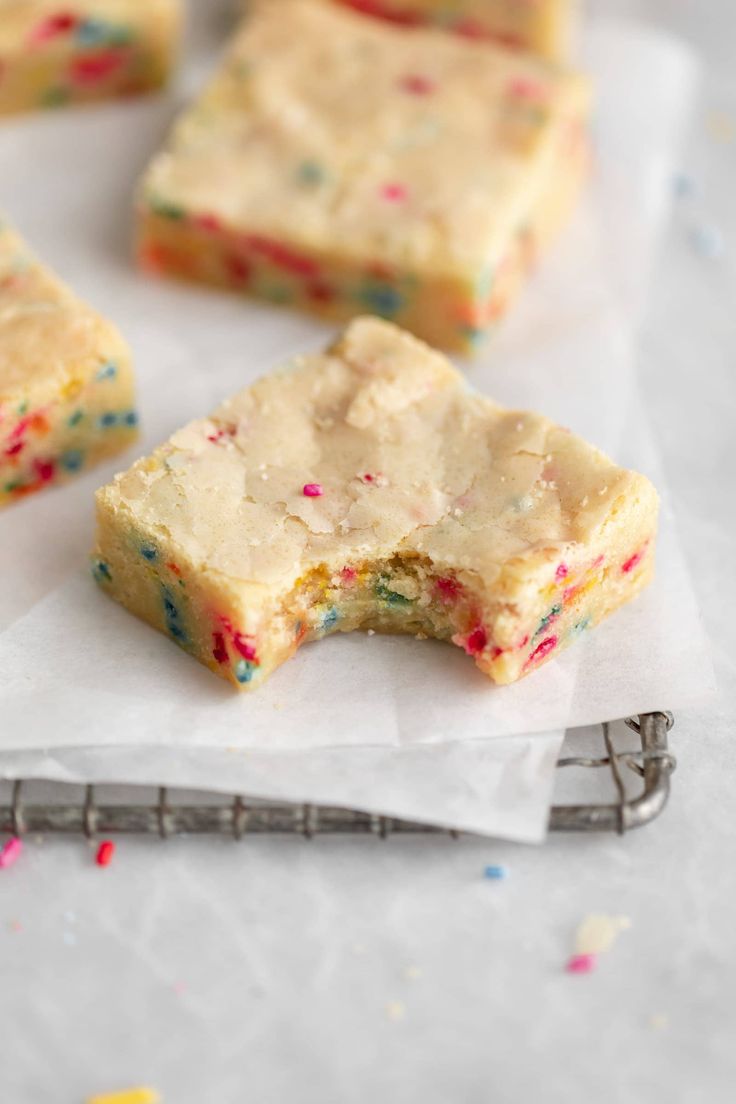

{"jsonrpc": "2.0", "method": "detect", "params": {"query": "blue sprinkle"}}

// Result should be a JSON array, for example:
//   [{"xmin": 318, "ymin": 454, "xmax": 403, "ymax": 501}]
[
  {"xmin": 358, "ymin": 284, "xmax": 405, "ymax": 318},
  {"xmin": 140, "ymin": 543, "xmax": 158, "ymax": 562},
  {"xmin": 96, "ymin": 361, "xmax": 118, "ymax": 381},
  {"xmin": 60, "ymin": 449, "xmax": 84, "ymax": 472},
  {"xmin": 161, "ymin": 586, "xmax": 188, "ymax": 644},
  {"xmin": 98, "ymin": 412, "xmax": 118, "ymax": 429},
  {"xmin": 483, "ymin": 865, "xmax": 508, "ymax": 881},
  {"xmin": 459, "ymin": 324, "xmax": 486, "ymax": 348},
  {"xmin": 321, "ymin": 607, "xmax": 339, "ymax": 631},
  {"xmin": 235, "ymin": 659, "xmax": 256, "ymax": 684},
  {"xmin": 690, "ymin": 220, "xmax": 725, "ymax": 259},
  {"xmin": 123, "ymin": 410, "xmax": 139, "ymax": 427},
  {"xmin": 76, "ymin": 18, "xmax": 107, "ymax": 44},
  {"xmin": 92, "ymin": 559, "xmax": 112, "ymax": 583}
]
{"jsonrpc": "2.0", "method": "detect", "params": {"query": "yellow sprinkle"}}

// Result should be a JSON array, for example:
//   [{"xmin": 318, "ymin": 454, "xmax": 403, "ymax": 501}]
[
  {"xmin": 87, "ymin": 1088, "xmax": 161, "ymax": 1104},
  {"xmin": 385, "ymin": 1000, "xmax": 406, "ymax": 1021},
  {"xmin": 575, "ymin": 914, "xmax": 631, "ymax": 956}
]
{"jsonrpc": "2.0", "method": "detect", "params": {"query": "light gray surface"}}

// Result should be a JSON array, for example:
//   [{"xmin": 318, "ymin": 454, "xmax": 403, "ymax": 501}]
[{"xmin": 1, "ymin": 2, "xmax": 735, "ymax": 1102}]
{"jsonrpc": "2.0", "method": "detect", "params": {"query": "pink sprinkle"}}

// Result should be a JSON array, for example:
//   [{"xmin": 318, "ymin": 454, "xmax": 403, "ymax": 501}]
[
  {"xmin": 233, "ymin": 633, "xmax": 257, "ymax": 662},
  {"xmin": 303, "ymin": 483, "xmax": 323, "ymax": 497},
  {"xmin": 0, "ymin": 837, "xmax": 23, "ymax": 870},
  {"xmin": 340, "ymin": 566, "xmax": 357, "ymax": 584},
  {"xmin": 566, "ymin": 953, "xmax": 597, "ymax": 974},
  {"xmin": 95, "ymin": 840, "xmax": 115, "ymax": 867},
  {"xmin": 507, "ymin": 75, "xmax": 547, "ymax": 101},
  {"xmin": 524, "ymin": 635, "xmax": 558, "ymax": 669},
  {"xmin": 193, "ymin": 213, "xmax": 222, "ymax": 233},
  {"xmin": 380, "ymin": 183, "xmax": 408, "ymax": 203},
  {"xmin": 622, "ymin": 546, "xmax": 647, "ymax": 574},
  {"xmin": 555, "ymin": 563, "xmax": 568, "ymax": 582},
  {"xmin": 398, "ymin": 74, "xmax": 436, "ymax": 96}
]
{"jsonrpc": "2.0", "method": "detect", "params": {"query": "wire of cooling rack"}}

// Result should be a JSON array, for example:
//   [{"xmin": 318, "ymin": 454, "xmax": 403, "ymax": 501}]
[{"xmin": 0, "ymin": 712, "xmax": 675, "ymax": 840}]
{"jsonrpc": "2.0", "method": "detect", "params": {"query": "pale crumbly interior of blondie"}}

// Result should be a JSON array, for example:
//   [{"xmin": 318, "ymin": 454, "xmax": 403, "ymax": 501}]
[
  {"xmin": 136, "ymin": 0, "xmax": 590, "ymax": 353},
  {"xmin": 0, "ymin": 0, "xmax": 180, "ymax": 117},
  {"xmin": 0, "ymin": 221, "xmax": 138, "ymax": 507},
  {"xmin": 93, "ymin": 317, "xmax": 658, "ymax": 691},
  {"xmin": 333, "ymin": 0, "xmax": 578, "ymax": 61}
]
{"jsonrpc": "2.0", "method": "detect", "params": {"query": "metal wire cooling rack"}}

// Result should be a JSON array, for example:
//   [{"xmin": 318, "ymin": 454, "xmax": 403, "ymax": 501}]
[{"xmin": 0, "ymin": 712, "xmax": 675, "ymax": 839}]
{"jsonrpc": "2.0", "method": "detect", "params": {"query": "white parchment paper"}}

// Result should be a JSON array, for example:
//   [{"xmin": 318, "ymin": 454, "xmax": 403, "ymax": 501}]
[{"xmin": 0, "ymin": 16, "xmax": 713, "ymax": 838}]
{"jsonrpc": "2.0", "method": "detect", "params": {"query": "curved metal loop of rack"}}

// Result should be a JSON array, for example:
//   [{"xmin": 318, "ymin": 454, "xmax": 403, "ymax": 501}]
[{"xmin": 1, "ymin": 712, "xmax": 676, "ymax": 840}]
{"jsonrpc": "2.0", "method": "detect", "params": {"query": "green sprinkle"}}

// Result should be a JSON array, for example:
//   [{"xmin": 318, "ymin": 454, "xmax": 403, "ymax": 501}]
[
  {"xmin": 295, "ymin": 160, "xmax": 325, "ymax": 187},
  {"xmin": 17, "ymin": 401, "xmax": 29, "ymax": 416},
  {"xmin": 534, "ymin": 604, "xmax": 562, "ymax": 638},
  {"xmin": 42, "ymin": 87, "xmax": 69, "ymax": 108},
  {"xmin": 375, "ymin": 579, "xmax": 414, "ymax": 607},
  {"xmin": 260, "ymin": 284, "xmax": 293, "ymax": 304},
  {"xmin": 150, "ymin": 196, "xmax": 186, "ymax": 221},
  {"xmin": 68, "ymin": 409, "xmax": 84, "ymax": 427}
]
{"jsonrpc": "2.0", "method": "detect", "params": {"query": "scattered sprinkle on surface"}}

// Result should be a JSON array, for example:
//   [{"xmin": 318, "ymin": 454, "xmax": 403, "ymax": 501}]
[
  {"xmin": 672, "ymin": 171, "xmax": 694, "ymax": 198},
  {"xmin": 96, "ymin": 840, "xmax": 116, "ymax": 867},
  {"xmin": 302, "ymin": 482, "xmax": 323, "ymax": 497},
  {"xmin": 566, "ymin": 953, "xmax": 597, "ymax": 974},
  {"xmin": 403, "ymin": 965, "xmax": 422, "ymax": 981},
  {"xmin": 575, "ymin": 913, "xmax": 631, "ymax": 956},
  {"xmin": 706, "ymin": 110, "xmax": 734, "ymax": 143},
  {"xmin": 0, "ymin": 837, "xmax": 23, "ymax": 869},
  {"xmin": 87, "ymin": 1089, "xmax": 161, "ymax": 1104},
  {"xmin": 649, "ymin": 1013, "xmax": 669, "ymax": 1031},
  {"xmin": 483, "ymin": 864, "xmax": 508, "ymax": 880},
  {"xmin": 385, "ymin": 1000, "xmax": 406, "ymax": 1021}
]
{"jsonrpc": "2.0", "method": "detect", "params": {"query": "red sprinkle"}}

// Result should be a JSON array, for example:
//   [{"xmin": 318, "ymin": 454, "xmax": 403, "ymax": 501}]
[
  {"xmin": 524, "ymin": 635, "xmax": 558, "ymax": 669},
  {"xmin": 33, "ymin": 458, "xmax": 55, "ymax": 483},
  {"xmin": 95, "ymin": 840, "xmax": 115, "ymax": 867},
  {"xmin": 29, "ymin": 12, "xmax": 77, "ymax": 44},
  {"xmin": 5, "ymin": 441, "xmax": 24, "ymax": 457},
  {"xmin": 244, "ymin": 235, "xmax": 319, "ymax": 278},
  {"xmin": 303, "ymin": 483, "xmax": 323, "ymax": 497},
  {"xmin": 435, "ymin": 576, "xmax": 462, "ymax": 602},
  {"xmin": 398, "ymin": 74, "xmax": 437, "ymax": 95},
  {"xmin": 70, "ymin": 48, "xmax": 127, "ymax": 85},
  {"xmin": 225, "ymin": 254, "xmax": 252, "ymax": 284},
  {"xmin": 166, "ymin": 562, "xmax": 182, "ymax": 576},
  {"xmin": 340, "ymin": 566, "xmax": 357, "ymax": 584},
  {"xmin": 622, "ymin": 547, "xmax": 646, "ymax": 574},
  {"xmin": 212, "ymin": 632, "xmax": 229, "ymax": 665},
  {"xmin": 0, "ymin": 837, "xmax": 23, "ymax": 870},
  {"xmin": 555, "ymin": 563, "xmax": 569, "ymax": 581},
  {"xmin": 466, "ymin": 627, "xmax": 488, "ymax": 655},
  {"xmin": 380, "ymin": 182, "xmax": 408, "ymax": 203},
  {"xmin": 306, "ymin": 281, "xmax": 336, "ymax": 304},
  {"xmin": 566, "ymin": 953, "xmax": 597, "ymax": 974}
]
